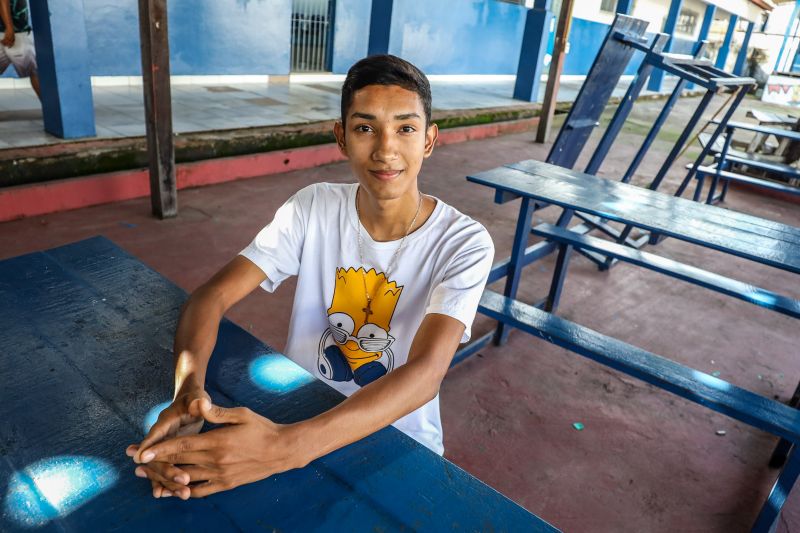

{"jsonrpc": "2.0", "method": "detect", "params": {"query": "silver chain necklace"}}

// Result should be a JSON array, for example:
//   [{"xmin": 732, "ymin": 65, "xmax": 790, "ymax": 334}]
[{"xmin": 355, "ymin": 187, "xmax": 423, "ymax": 323}]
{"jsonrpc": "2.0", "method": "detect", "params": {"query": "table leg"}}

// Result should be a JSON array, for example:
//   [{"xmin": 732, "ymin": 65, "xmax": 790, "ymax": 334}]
[
  {"xmin": 752, "ymin": 447, "xmax": 800, "ymax": 533},
  {"xmin": 544, "ymin": 243, "xmax": 573, "ymax": 312},
  {"xmin": 494, "ymin": 198, "xmax": 535, "ymax": 346},
  {"xmin": 693, "ymin": 172, "xmax": 706, "ymax": 202},
  {"xmin": 747, "ymin": 132, "xmax": 767, "ymax": 154},
  {"xmin": 769, "ymin": 382, "xmax": 800, "ymax": 469}
]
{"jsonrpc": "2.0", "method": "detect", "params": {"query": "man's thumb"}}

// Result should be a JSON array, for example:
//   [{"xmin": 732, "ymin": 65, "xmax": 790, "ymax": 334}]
[{"xmin": 199, "ymin": 398, "xmax": 239, "ymax": 423}]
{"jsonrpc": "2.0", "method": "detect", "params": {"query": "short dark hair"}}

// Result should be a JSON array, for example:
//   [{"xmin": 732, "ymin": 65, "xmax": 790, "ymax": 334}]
[{"xmin": 340, "ymin": 54, "xmax": 432, "ymax": 128}]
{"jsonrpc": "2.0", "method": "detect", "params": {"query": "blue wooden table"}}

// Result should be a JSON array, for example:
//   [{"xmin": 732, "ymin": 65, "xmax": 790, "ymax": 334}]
[
  {"xmin": 460, "ymin": 159, "xmax": 800, "ymax": 532},
  {"xmin": 0, "ymin": 236, "xmax": 557, "ymax": 532}
]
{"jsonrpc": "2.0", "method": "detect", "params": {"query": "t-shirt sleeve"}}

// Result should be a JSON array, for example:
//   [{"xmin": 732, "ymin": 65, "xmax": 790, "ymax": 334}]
[
  {"xmin": 425, "ymin": 230, "xmax": 494, "ymax": 343},
  {"xmin": 238, "ymin": 186, "xmax": 313, "ymax": 293}
]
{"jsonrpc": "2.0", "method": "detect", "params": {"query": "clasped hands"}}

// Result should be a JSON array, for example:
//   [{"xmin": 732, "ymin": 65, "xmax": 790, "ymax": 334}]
[{"xmin": 126, "ymin": 390, "xmax": 308, "ymax": 500}]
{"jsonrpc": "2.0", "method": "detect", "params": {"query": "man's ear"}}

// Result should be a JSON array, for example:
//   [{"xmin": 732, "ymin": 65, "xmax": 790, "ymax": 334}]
[
  {"xmin": 423, "ymin": 123, "xmax": 439, "ymax": 158},
  {"xmin": 333, "ymin": 121, "xmax": 348, "ymax": 157}
]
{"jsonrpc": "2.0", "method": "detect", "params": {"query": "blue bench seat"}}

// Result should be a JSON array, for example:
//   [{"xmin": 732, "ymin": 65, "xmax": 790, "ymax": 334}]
[
  {"xmin": 532, "ymin": 222, "xmax": 800, "ymax": 319},
  {"xmin": 478, "ymin": 289, "xmax": 800, "ymax": 445}
]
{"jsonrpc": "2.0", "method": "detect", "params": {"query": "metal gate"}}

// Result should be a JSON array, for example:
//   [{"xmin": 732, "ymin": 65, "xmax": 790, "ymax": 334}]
[{"xmin": 291, "ymin": 0, "xmax": 335, "ymax": 72}]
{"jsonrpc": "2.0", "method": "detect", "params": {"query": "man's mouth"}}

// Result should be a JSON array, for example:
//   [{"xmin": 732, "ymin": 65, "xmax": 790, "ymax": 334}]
[{"xmin": 369, "ymin": 169, "xmax": 403, "ymax": 180}]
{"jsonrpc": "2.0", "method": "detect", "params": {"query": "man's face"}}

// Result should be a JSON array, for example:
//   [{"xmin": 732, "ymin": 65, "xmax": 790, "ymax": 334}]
[{"xmin": 334, "ymin": 84, "xmax": 438, "ymax": 202}]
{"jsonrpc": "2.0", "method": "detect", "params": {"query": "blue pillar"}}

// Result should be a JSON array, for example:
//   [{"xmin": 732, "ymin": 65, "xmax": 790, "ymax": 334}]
[
  {"xmin": 687, "ymin": 4, "xmax": 715, "ymax": 89},
  {"xmin": 733, "ymin": 21, "xmax": 755, "ymax": 75},
  {"xmin": 513, "ymin": 0, "xmax": 554, "ymax": 103},
  {"xmin": 715, "ymin": 14, "xmax": 738, "ymax": 70},
  {"xmin": 647, "ymin": 0, "xmax": 683, "ymax": 93},
  {"xmin": 698, "ymin": 4, "xmax": 716, "ymax": 43},
  {"xmin": 367, "ymin": 0, "xmax": 393, "ymax": 56},
  {"xmin": 28, "ymin": 0, "xmax": 96, "ymax": 139},
  {"xmin": 775, "ymin": 0, "xmax": 800, "ymax": 72},
  {"xmin": 616, "ymin": 0, "xmax": 634, "ymax": 15}
]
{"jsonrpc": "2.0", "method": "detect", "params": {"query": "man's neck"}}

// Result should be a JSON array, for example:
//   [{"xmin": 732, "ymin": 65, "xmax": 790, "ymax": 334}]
[{"xmin": 357, "ymin": 187, "xmax": 427, "ymax": 243}]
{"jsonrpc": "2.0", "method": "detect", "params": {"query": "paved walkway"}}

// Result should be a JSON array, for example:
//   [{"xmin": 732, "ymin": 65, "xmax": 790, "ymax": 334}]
[{"xmin": 0, "ymin": 76, "xmax": 682, "ymax": 149}]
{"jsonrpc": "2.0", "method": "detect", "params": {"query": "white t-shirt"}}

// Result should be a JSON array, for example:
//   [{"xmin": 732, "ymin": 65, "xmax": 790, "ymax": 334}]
[{"xmin": 240, "ymin": 182, "xmax": 494, "ymax": 454}]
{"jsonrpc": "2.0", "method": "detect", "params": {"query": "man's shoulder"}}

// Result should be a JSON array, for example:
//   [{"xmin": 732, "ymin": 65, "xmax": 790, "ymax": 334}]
[{"xmin": 432, "ymin": 198, "xmax": 493, "ymax": 250}]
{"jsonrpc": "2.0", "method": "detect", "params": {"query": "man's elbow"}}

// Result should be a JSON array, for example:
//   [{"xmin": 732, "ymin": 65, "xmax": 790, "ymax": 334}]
[
  {"xmin": 413, "ymin": 358, "xmax": 450, "ymax": 404},
  {"xmin": 183, "ymin": 283, "xmax": 225, "ymax": 317}
]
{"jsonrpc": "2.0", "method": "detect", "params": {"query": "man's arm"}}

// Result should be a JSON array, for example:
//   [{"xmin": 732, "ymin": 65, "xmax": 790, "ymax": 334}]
[
  {"xmin": 127, "ymin": 256, "xmax": 266, "ymax": 498},
  {"xmin": 170, "ymin": 255, "xmax": 267, "ymax": 400},
  {"xmin": 299, "ymin": 313, "xmax": 463, "ymax": 459},
  {"xmin": 134, "ymin": 312, "xmax": 466, "ymax": 498},
  {"xmin": 1, "ymin": 0, "xmax": 15, "ymax": 47}
]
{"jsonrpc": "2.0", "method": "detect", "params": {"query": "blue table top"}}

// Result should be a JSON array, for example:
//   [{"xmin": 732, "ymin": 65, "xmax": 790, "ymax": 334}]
[
  {"xmin": 0, "ymin": 236, "xmax": 557, "ymax": 532},
  {"xmin": 468, "ymin": 159, "xmax": 800, "ymax": 275}
]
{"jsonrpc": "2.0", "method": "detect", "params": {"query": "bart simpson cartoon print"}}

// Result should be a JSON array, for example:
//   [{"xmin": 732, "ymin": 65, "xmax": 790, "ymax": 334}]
[{"xmin": 317, "ymin": 267, "xmax": 402, "ymax": 387}]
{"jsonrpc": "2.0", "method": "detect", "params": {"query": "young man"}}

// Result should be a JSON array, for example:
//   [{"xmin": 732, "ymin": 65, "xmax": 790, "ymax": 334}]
[
  {"xmin": 126, "ymin": 55, "xmax": 494, "ymax": 500},
  {"xmin": 0, "ymin": 0, "xmax": 40, "ymax": 98}
]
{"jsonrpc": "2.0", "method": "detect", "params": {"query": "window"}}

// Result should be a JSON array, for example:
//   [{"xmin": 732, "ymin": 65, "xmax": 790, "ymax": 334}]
[
  {"xmin": 600, "ymin": 0, "xmax": 617, "ymax": 12},
  {"xmin": 676, "ymin": 9, "xmax": 698, "ymax": 35}
]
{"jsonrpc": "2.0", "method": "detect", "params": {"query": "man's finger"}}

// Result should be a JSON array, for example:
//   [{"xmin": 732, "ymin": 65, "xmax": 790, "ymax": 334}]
[
  {"xmin": 136, "ymin": 465, "xmax": 191, "ymax": 500},
  {"xmin": 135, "ymin": 414, "xmax": 180, "ymax": 462},
  {"xmin": 178, "ymin": 464, "xmax": 218, "ymax": 484},
  {"xmin": 196, "ymin": 398, "xmax": 247, "ymax": 425},
  {"xmin": 137, "ymin": 434, "xmax": 214, "ymax": 464},
  {"xmin": 138, "ymin": 461, "xmax": 192, "ymax": 485},
  {"xmin": 190, "ymin": 480, "xmax": 228, "ymax": 499},
  {"xmin": 151, "ymin": 479, "xmax": 163, "ymax": 498}
]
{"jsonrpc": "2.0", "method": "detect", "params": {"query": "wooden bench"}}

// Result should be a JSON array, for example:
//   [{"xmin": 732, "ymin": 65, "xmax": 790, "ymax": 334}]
[
  {"xmin": 462, "ymin": 158, "xmax": 800, "ymax": 532},
  {"xmin": 531, "ymin": 222, "xmax": 800, "ymax": 319},
  {"xmin": 691, "ymin": 121, "xmax": 800, "ymax": 204},
  {"xmin": 746, "ymin": 109, "xmax": 797, "ymax": 154},
  {"xmin": 479, "ymin": 289, "xmax": 800, "ymax": 450}
]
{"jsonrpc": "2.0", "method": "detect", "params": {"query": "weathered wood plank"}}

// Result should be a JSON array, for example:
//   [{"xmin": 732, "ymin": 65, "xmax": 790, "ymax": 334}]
[
  {"xmin": 138, "ymin": 0, "xmax": 177, "ymax": 218},
  {"xmin": 467, "ymin": 161, "xmax": 800, "ymax": 273}
]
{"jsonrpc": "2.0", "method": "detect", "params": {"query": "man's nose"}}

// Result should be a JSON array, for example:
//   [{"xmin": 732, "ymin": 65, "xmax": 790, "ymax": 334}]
[{"xmin": 372, "ymin": 130, "xmax": 398, "ymax": 161}]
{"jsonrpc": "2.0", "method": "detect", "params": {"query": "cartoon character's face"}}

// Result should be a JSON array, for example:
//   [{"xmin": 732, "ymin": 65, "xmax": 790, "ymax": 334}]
[{"xmin": 327, "ymin": 267, "xmax": 402, "ymax": 364}]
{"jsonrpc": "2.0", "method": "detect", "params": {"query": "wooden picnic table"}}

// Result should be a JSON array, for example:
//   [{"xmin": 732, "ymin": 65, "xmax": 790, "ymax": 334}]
[
  {"xmin": 745, "ymin": 109, "xmax": 798, "ymax": 155},
  {"xmin": 0, "ymin": 236, "xmax": 557, "ymax": 532},
  {"xmin": 462, "ymin": 158, "xmax": 800, "ymax": 532}
]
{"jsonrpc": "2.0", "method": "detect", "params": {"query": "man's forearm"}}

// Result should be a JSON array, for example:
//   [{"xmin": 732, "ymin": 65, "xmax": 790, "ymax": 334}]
[
  {"xmin": 0, "ymin": 0, "xmax": 13, "ymax": 32},
  {"xmin": 172, "ymin": 286, "xmax": 225, "ymax": 396},
  {"xmin": 295, "ymin": 358, "xmax": 443, "ymax": 464}
]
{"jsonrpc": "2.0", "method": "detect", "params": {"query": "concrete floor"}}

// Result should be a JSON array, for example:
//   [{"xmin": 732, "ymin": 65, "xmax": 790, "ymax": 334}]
[{"xmin": 1, "ymin": 94, "xmax": 798, "ymax": 532}]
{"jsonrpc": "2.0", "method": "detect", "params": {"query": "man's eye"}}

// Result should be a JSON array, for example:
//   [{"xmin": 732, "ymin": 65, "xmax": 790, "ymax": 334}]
[
  {"xmin": 354, "ymin": 125, "xmax": 372, "ymax": 133},
  {"xmin": 400, "ymin": 126, "xmax": 416, "ymax": 133}
]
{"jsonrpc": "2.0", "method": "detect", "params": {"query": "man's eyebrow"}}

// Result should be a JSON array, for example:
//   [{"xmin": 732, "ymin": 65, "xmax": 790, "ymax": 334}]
[
  {"xmin": 394, "ymin": 113, "xmax": 422, "ymax": 120},
  {"xmin": 349, "ymin": 112, "xmax": 422, "ymax": 120}
]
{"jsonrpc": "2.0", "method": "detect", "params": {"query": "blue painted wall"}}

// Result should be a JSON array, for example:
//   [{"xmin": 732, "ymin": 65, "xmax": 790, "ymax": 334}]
[
  {"xmin": 332, "ymin": 0, "xmax": 528, "ymax": 75},
  {"xmin": 88, "ymin": 0, "xmax": 291, "ymax": 75},
  {"xmin": 332, "ymin": 0, "xmax": 372, "ymax": 73},
  {"xmin": 390, "ymin": 0, "xmax": 528, "ymax": 74},
  {"xmin": 3, "ymin": 0, "xmax": 291, "ymax": 78},
  {"xmin": 0, "ymin": 1, "xmax": 708, "ymax": 80}
]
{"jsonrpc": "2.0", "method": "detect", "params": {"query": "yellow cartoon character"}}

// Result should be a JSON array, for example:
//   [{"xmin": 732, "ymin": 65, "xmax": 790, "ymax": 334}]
[{"xmin": 317, "ymin": 267, "xmax": 402, "ymax": 387}]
